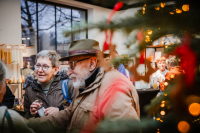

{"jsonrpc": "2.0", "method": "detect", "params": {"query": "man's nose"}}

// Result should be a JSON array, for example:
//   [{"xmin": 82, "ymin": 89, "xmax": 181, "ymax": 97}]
[{"xmin": 67, "ymin": 68, "xmax": 73, "ymax": 76}]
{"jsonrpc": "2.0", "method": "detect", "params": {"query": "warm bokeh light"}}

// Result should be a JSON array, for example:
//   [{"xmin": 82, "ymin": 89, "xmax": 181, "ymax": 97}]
[
  {"xmin": 160, "ymin": 120, "xmax": 163, "ymax": 122},
  {"xmin": 164, "ymin": 82, "xmax": 168, "ymax": 86},
  {"xmin": 160, "ymin": 103, "xmax": 165, "ymax": 107},
  {"xmin": 160, "ymin": 2, "xmax": 165, "ymax": 8},
  {"xmin": 164, "ymin": 93, "xmax": 167, "ymax": 96},
  {"xmin": 188, "ymin": 103, "xmax": 200, "ymax": 116},
  {"xmin": 178, "ymin": 121, "xmax": 190, "ymax": 133},
  {"xmin": 147, "ymin": 30, "xmax": 153, "ymax": 35},
  {"xmin": 161, "ymin": 101, "xmax": 165, "ymax": 104},
  {"xmin": 170, "ymin": 74, "xmax": 175, "ymax": 79},
  {"xmin": 160, "ymin": 110, "xmax": 165, "ymax": 115},
  {"xmin": 145, "ymin": 35, "xmax": 150, "ymax": 42},
  {"xmin": 165, "ymin": 45, "xmax": 168, "ymax": 48},
  {"xmin": 182, "ymin": 4, "xmax": 189, "ymax": 11},
  {"xmin": 156, "ymin": 118, "xmax": 161, "ymax": 121},
  {"xmin": 176, "ymin": 9, "xmax": 182, "ymax": 13},
  {"xmin": 155, "ymin": 7, "xmax": 160, "ymax": 10},
  {"xmin": 169, "ymin": 12, "xmax": 174, "ymax": 14}
]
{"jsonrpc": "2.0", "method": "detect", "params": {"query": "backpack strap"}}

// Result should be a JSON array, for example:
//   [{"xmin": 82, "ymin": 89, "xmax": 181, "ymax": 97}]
[
  {"xmin": 0, "ymin": 106, "xmax": 14, "ymax": 133},
  {"xmin": 61, "ymin": 79, "xmax": 72, "ymax": 104}
]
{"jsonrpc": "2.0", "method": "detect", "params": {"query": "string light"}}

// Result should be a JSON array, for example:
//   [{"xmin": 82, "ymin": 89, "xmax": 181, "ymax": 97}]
[
  {"xmin": 165, "ymin": 45, "xmax": 168, "ymax": 48},
  {"xmin": 169, "ymin": 12, "xmax": 174, "ymax": 14},
  {"xmin": 160, "ymin": 2, "xmax": 165, "ymax": 8},
  {"xmin": 178, "ymin": 121, "xmax": 190, "ymax": 133},
  {"xmin": 182, "ymin": 4, "xmax": 189, "ymax": 11},
  {"xmin": 147, "ymin": 30, "xmax": 153, "ymax": 35},
  {"xmin": 155, "ymin": 7, "xmax": 160, "ymax": 10},
  {"xmin": 170, "ymin": 74, "xmax": 175, "ymax": 79},
  {"xmin": 156, "ymin": 118, "xmax": 161, "ymax": 121},
  {"xmin": 160, "ymin": 110, "xmax": 165, "ymax": 115},
  {"xmin": 143, "ymin": 4, "xmax": 146, "ymax": 14},
  {"xmin": 188, "ymin": 103, "xmax": 200, "ymax": 116},
  {"xmin": 161, "ymin": 101, "xmax": 165, "ymax": 104},
  {"xmin": 145, "ymin": 35, "xmax": 150, "ymax": 42},
  {"xmin": 176, "ymin": 9, "xmax": 182, "ymax": 13},
  {"xmin": 164, "ymin": 82, "xmax": 168, "ymax": 86},
  {"xmin": 160, "ymin": 103, "xmax": 165, "ymax": 107}
]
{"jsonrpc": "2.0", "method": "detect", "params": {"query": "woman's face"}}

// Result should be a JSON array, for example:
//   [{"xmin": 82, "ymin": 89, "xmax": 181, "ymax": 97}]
[
  {"xmin": 35, "ymin": 57, "xmax": 59, "ymax": 83},
  {"xmin": 0, "ymin": 82, "xmax": 6, "ymax": 102}
]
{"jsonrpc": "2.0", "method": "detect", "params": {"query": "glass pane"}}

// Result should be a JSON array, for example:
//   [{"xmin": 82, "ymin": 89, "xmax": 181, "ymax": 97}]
[
  {"xmin": 72, "ymin": 9, "xmax": 86, "ymax": 41},
  {"xmin": 38, "ymin": 3, "xmax": 55, "ymax": 51},
  {"xmin": 21, "ymin": 0, "xmax": 37, "ymax": 47},
  {"xmin": 56, "ymin": 6, "xmax": 71, "ymax": 57}
]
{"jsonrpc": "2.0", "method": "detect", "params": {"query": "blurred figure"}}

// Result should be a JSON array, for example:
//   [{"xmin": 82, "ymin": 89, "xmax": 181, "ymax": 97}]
[
  {"xmin": 159, "ymin": 56, "xmax": 184, "ymax": 91},
  {"xmin": 0, "ymin": 84, "xmax": 15, "ymax": 109},
  {"xmin": 151, "ymin": 57, "xmax": 169, "ymax": 89},
  {"xmin": 0, "ymin": 61, "xmax": 34, "ymax": 133}
]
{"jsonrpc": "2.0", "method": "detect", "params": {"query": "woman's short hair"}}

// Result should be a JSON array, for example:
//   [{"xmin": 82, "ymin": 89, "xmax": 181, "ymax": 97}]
[
  {"xmin": 0, "ymin": 61, "xmax": 6, "ymax": 84},
  {"xmin": 156, "ymin": 57, "xmax": 166, "ymax": 63},
  {"xmin": 36, "ymin": 50, "xmax": 61, "ymax": 67}
]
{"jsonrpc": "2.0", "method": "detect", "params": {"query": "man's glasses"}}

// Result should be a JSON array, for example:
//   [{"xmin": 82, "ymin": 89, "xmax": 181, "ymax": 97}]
[
  {"xmin": 34, "ymin": 64, "xmax": 53, "ymax": 71},
  {"xmin": 69, "ymin": 57, "xmax": 90, "ymax": 70}
]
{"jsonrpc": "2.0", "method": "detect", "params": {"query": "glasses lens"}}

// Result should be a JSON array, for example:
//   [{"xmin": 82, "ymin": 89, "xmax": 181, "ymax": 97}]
[
  {"xmin": 43, "ymin": 65, "xmax": 49, "ymax": 71},
  {"xmin": 35, "ymin": 64, "xmax": 41, "ymax": 70},
  {"xmin": 70, "ymin": 62, "xmax": 75, "ymax": 70}
]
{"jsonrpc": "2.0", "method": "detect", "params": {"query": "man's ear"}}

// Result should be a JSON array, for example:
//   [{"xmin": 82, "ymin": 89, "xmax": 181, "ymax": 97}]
[
  {"xmin": 53, "ymin": 66, "xmax": 60, "ymax": 75},
  {"xmin": 89, "ymin": 57, "xmax": 97, "ymax": 72}
]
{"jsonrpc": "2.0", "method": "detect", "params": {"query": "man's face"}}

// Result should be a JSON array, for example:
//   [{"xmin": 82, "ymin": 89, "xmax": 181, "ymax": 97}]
[
  {"xmin": 159, "ymin": 61, "xmax": 166, "ymax": 72},
  {"xmin": 67, "ymin": 56, "xmax": 92, "ymax": 89}
]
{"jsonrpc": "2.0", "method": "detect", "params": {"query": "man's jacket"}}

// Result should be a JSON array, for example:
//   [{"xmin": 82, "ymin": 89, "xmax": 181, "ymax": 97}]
[{"xmin": 27, "ymin": 67, "xmax": 140, "ymax": 132}]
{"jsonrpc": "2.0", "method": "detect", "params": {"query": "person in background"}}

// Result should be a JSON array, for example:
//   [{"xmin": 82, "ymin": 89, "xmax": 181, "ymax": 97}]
[
  {"xmin": 0, "ymin": 84, "xmax": 15, "ymax": 109},
  {"xmin": 24, "ymin": 50, "xmax": 78, "ymax": 119},
  {"xmin": 151, "ymin": 57, "xmax": 169, "ymax": 89},
  {"xmin": 0, "ymin": 61, "xmax": 34, "ymax": 133},
  {"xmin": 159, "ymin": 56, "xmax": 184, "ymax": 91}
]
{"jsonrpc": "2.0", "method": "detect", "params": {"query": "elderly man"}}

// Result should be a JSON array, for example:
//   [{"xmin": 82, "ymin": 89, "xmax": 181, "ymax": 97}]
[{"xmin": 27, "ymin": 39, "xmax": 140, "ymax": 132}]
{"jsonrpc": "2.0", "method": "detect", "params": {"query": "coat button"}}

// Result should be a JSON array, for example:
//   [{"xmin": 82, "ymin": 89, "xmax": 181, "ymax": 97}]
[{"xmin": 76, "ymin": 100, "xmax": 80, "ymax": 104}]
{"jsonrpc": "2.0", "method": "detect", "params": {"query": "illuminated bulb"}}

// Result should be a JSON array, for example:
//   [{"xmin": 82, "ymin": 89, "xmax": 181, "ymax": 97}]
[
  {"xmin": 147, "ymin": 30, "xmax": 153, "ymax": 35},
  {"xmin": 156, "ymin": 118, "xmax": 161, "ymax": 121},
  {"xmin": 160, "ymin": 120, "xmax": 163, "ymax": 122},
  {"xmin": 164, "ymin": 93, "xmax": 167, "ymax": 96},
  {"xmin": 160, "ymin": 2, "xmax": 165, "ymax": 8},
  {"xmin": 160, "ymin": 103, "xmax": 165, "ymax": 107},
  {"xmin": 165, "ymin": 45, "xmax": 168, "ymax": 48},
  {"xmin": 182, "ymin": 4, "xmax": 189, "ymax": 11},
  {"xmin": 159, "ymin": 28, "xmax": 160, "ymax": 30},
  {"xmin": 188, "ymin": 103, "xmax": 200, "ymax": 116},
  {"xmin": 164, "ymin": 82, "xmax": 168, "ymax": 86},
  {"xmin": 155, "ymin": 7, "xmax": 160, "ymax": 10},
  {"xmin": 161, "ymin": 101, "xmax": 165, "ymax": 104},
  {"xmin": 170, "ymin": 74, "xmax": 175, "ymax": 79},
  {"xmin": 176, "ymin": 9, "xmax": 182, "ymax": 13},
  {"xmin": 145, "ymin": 35, "xmax": 150, "ymax": 42},
  {"xmin": 160, "ymin": 110, "xmax": 165, "ymax": 115},
  {"xmin": 169, "ymin": 12, "xmax": 174, "ymax": 14},
  {"xmin": 178, "ymin": 121, "xmax": 190, "ymax": 133}
]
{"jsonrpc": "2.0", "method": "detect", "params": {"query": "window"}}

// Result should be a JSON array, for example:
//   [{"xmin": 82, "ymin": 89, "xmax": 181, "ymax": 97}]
[{"xmin": 21, "ymin": 0, "xmax": 87, "ymax": 57}]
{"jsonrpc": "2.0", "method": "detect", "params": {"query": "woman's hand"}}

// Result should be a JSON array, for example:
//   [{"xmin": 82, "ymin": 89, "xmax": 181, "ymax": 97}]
[
  {"xmin": 30, "ymin": 102, "xmax": 42, "ymax": 116},
  {"xmin": 44, "ymin": 107, "xmax": 59, "ymax": 116}
]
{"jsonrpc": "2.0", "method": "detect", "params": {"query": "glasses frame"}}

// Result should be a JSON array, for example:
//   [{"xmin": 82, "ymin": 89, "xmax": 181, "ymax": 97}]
[
  {"xmin": 34, "ymin": 64, "xmax": 53, "ymax": 71},
  {"xmin": 69, "ymin": 57, "xmax": 90, "ymax": 70}
]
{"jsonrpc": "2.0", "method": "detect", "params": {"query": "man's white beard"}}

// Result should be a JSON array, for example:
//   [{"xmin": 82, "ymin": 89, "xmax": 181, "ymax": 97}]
[{"xmin": 69, "ymin": 70, "xmax": 91, "ymax": 90}]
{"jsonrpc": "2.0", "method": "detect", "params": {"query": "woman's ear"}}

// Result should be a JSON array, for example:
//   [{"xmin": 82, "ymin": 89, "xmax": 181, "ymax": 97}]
[
  {"xmin": 54, "ymin": 66, "xmax": 60, "ymax": 75},
  {"xmin": 89, "ymin": 57, "xmax": 97, "ymax": 72}
]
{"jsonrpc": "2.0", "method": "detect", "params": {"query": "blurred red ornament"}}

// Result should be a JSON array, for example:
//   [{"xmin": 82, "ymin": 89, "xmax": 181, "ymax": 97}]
[{"xmin": 175, "ymin": 34, "xmax": 196, "ymax": 86}]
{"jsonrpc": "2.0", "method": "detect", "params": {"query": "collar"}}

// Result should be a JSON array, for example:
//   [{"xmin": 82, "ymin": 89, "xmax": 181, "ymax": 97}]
[
  {"xmin": 85, "ymin": 67, "xmax": 100, "ymax": 88},
  {"xmin": 79, "ymin": 67, "xmax": 100, "ymax": 93}
]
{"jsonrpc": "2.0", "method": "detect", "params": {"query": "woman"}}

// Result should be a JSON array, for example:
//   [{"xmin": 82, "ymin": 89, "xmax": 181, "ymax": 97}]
[
  {"xmin": 0, "ymin": 61, "xmax": 34, "ymax": 133},
  {"xmin": 24, "ymin": 50, "xmax": 78, "ymax": 118}
]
